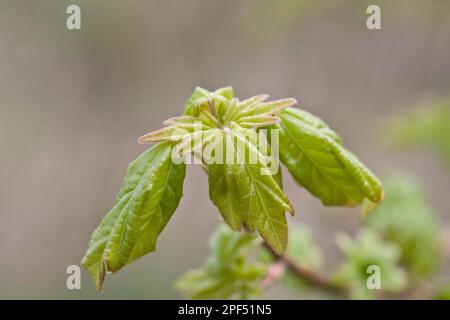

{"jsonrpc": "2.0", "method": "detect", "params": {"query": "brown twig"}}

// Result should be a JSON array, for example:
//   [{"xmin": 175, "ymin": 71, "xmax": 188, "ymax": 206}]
[{"xmin": 262, "ymin": 241, "xmax": 349, "ymax": 297}]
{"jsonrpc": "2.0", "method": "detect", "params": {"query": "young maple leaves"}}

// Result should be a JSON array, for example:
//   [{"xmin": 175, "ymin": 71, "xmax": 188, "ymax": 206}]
[
  {"xmin": 137, "ymin": 87, "xmax": 296, "ymax": 159},
  {"xmin": 138, "ymin": 87, "xmax": 297, "ymax": 254},
  {"xmin": 82, "ymin": 86, "xmax": 384, "ymax": 291}
]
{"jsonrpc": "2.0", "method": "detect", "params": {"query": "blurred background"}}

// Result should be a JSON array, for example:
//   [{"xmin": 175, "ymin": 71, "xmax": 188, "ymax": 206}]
[{"xmin": 0, "ymin": 0, "xmax": 449, "ymax": 299}]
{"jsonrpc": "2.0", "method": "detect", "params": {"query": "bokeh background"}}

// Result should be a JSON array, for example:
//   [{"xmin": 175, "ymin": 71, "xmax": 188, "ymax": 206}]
[{"xmin": 0, "ymin": 0, "xmax": 449, "ymax": 299}]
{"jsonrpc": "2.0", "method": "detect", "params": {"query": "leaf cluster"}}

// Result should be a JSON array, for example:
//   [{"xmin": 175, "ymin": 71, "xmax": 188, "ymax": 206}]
[{"xmin": 82, "ymin": 86, "xmax": 383, "ymax": 290}]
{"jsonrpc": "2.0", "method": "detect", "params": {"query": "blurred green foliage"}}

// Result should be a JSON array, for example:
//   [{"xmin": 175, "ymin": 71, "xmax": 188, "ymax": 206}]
[
  {"xmin": 285, "ymin": 226, "xmax": 323, "ymax": 270},
  {"xmin": 388, "ymin": 100, "xmax": 450, "ymax": 164},
  {"xmin": 176, "ymin": 171, "xmax": 447, "ymax": 300},
  {"xmin": 176, "ymin": 225, "xmax": 266, "ymax": 299},
  {"xmin": 333, "ymin": 230, "xmax": 407, "ymax": 299},
  {"xmin": 365, "ymin": 174, "xmax": 441, "ymax": 278},
  {"xmin": 434, "ymin": 284, "xmax": 450, "ymax": 300},
  {"xmin": 282, "ymin": 226, "xmax": 323, "ymax": 291}
]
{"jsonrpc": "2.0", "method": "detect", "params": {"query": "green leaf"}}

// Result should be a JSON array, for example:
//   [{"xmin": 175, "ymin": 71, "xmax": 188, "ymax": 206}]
[
  {"xmin": 207, "ymin": 127, "xmax": 293, "ymax": 254},
  {"xmin": 81, "ymin": 142, "xmax": 186, "ymax": 290},
  {"xmin": 225, "ymin": 94, "xmax": 268, "ymax": 123},
  {"xmin": 183, "ymin": 87, "xmax": 211, "ymax": 117},
  {"xmin": 238, "ymin": 98, "xmax": 297, "ymax": 118},
  {"xmin": 214, "ymin": 86, "xmax": 235, "ymax": 101},
  {"xmin": 184, "ymin": 86, "xmax": 235, "ymax": 119},
  {"xmin": 237, "ymin": 115, "xmax": 280, "ymax": 128},
  {"xmin": 276, "ymin": 107, "xmax": 383, "ymax": 206},
  {"xmin": 176, "ymin": 225, "xmax": 266, "ymax": 299},
  {"xmin": 208, "ymin": 162, "xmax": 244, "ymax": 231}
]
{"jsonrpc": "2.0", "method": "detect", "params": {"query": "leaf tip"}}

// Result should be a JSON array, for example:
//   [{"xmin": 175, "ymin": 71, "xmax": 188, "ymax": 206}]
[
  {"xmin": 287, "ymin": 204, "xmax": 295, "ymax": 216},
  {"xmin": 137, "ymin": 133, "xmax": 153, "ymax": 144},
  {"xmin": 287, "ymin": 97, "xmax": 298, "ymax": 105}
]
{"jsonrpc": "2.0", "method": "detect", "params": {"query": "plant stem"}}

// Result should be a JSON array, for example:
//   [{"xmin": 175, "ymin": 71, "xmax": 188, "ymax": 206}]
[{"xmin": 261, "ymin": 241, "xmax": 349, "ymax": 297}]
